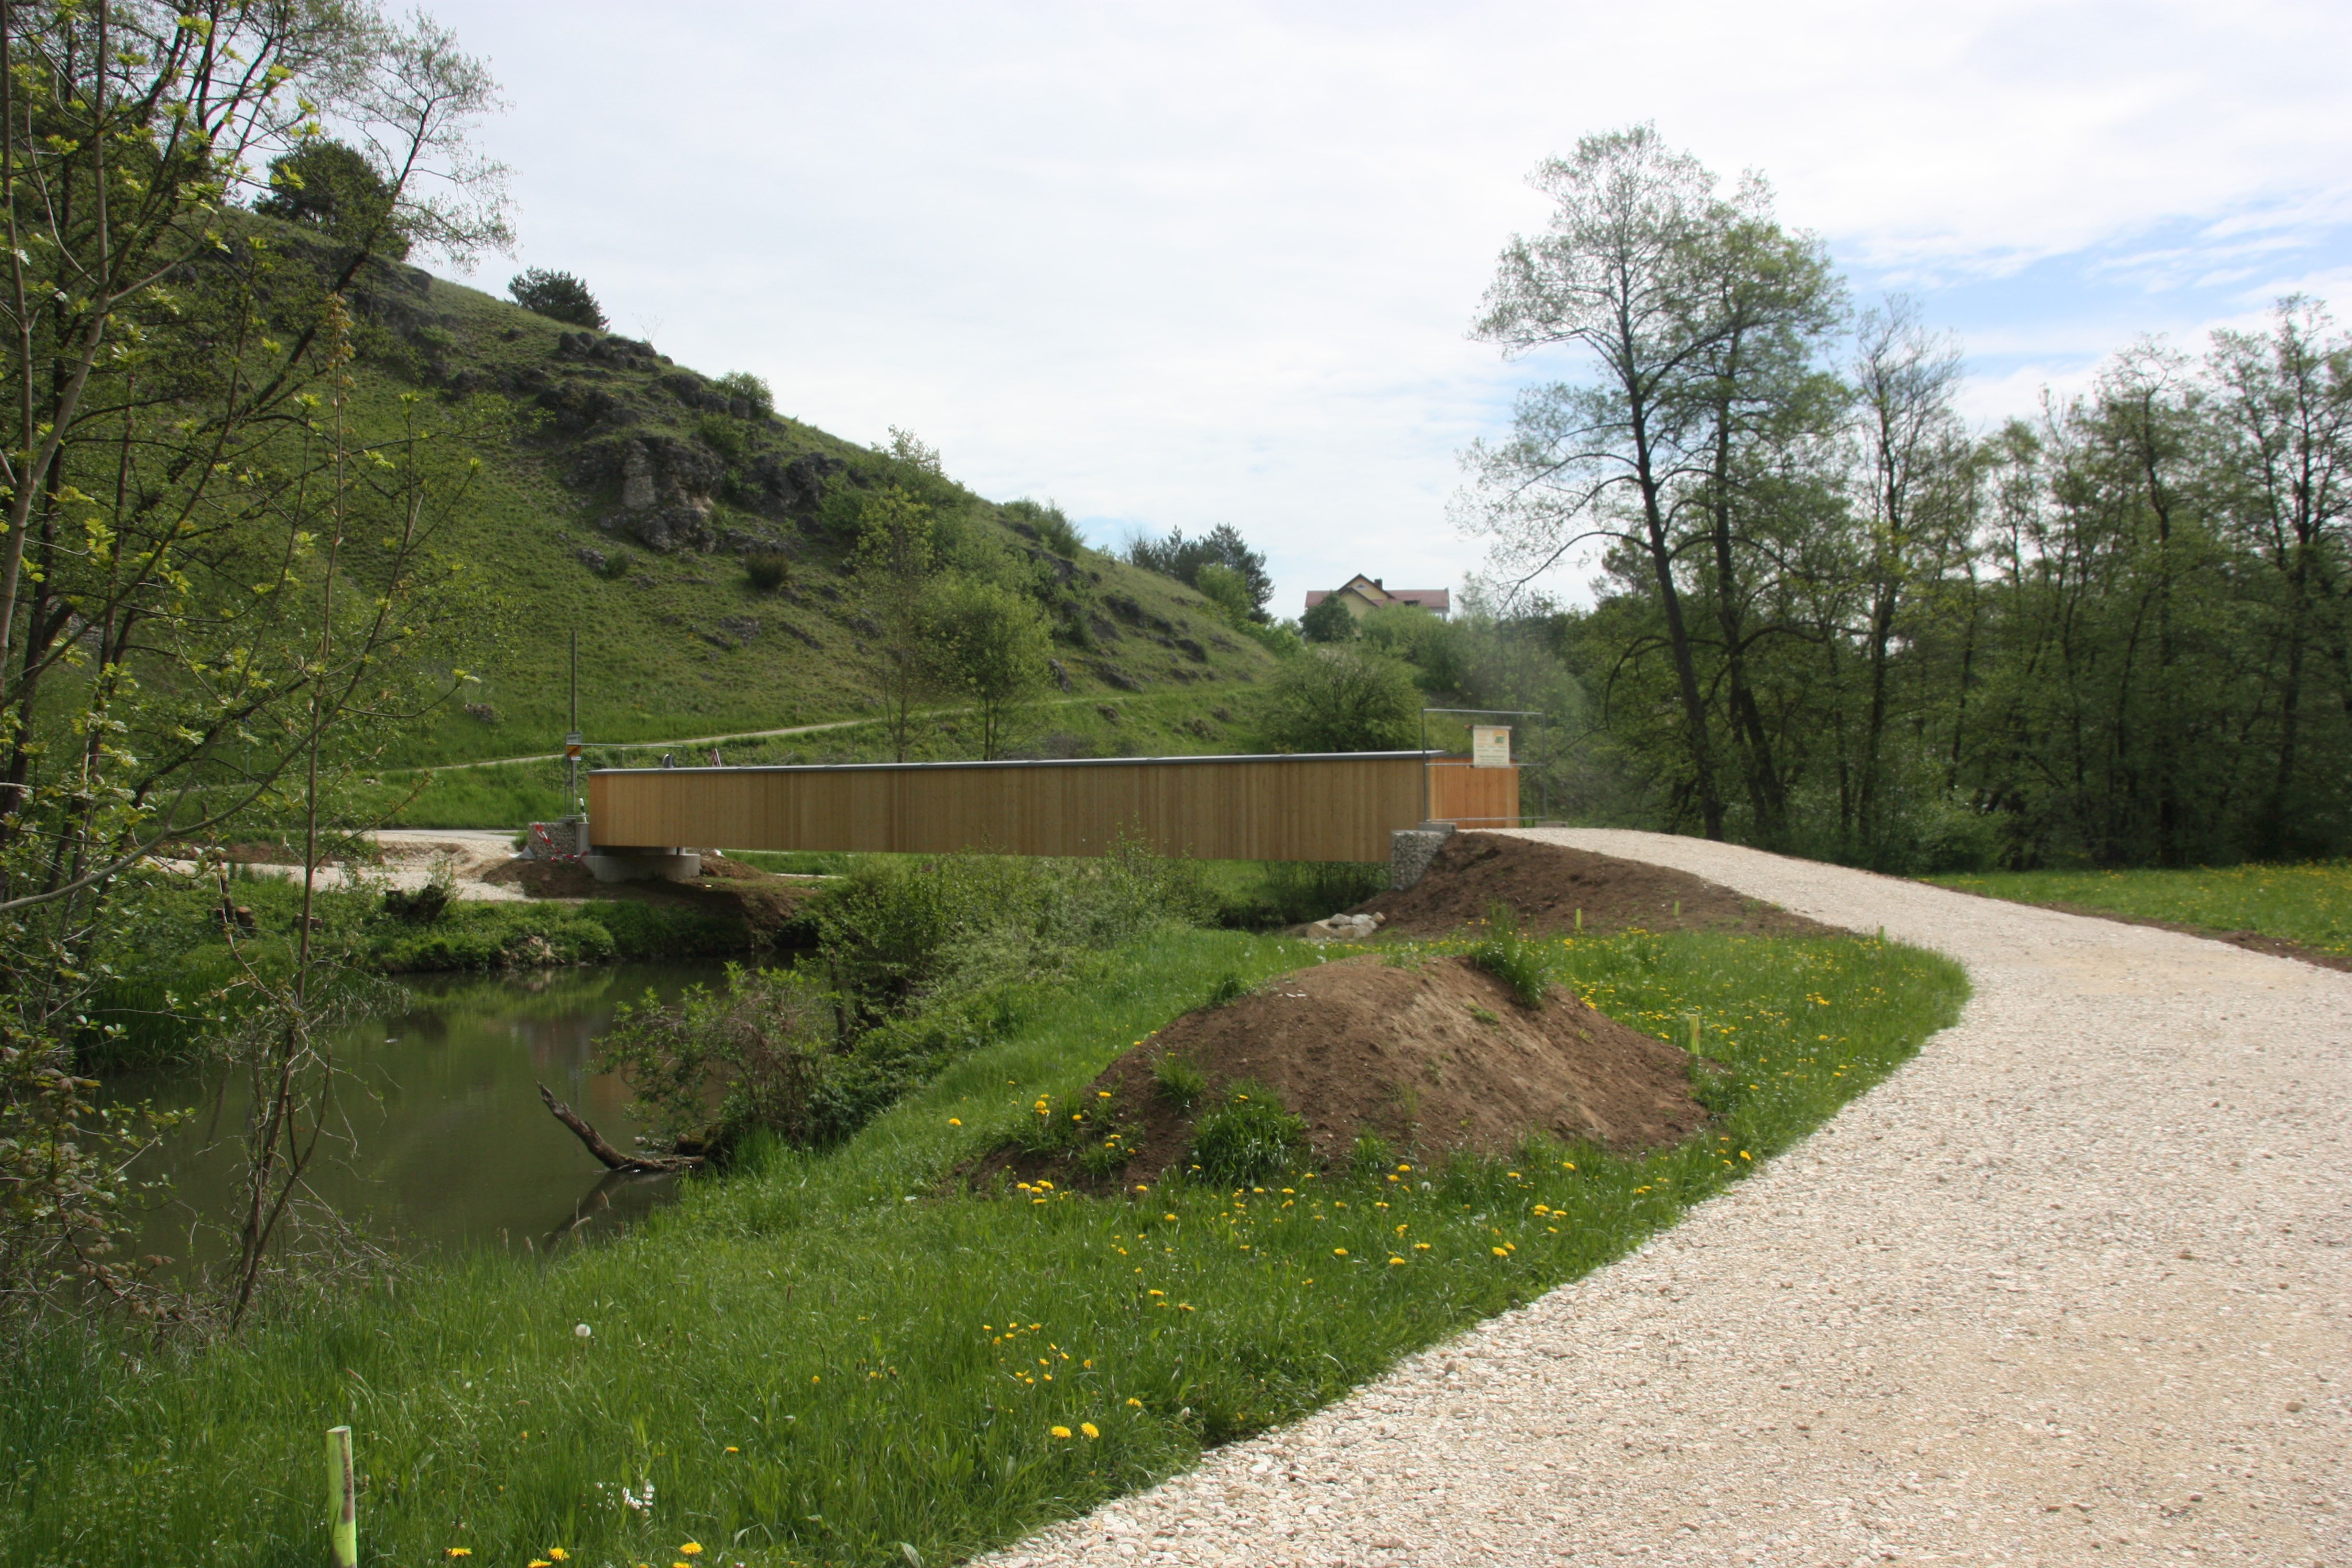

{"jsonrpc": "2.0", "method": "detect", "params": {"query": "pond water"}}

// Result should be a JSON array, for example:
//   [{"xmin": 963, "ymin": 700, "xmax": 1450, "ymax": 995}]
[{"xmin": 111, "ymin": 962, "xmax": 725, "ymax": 1269}]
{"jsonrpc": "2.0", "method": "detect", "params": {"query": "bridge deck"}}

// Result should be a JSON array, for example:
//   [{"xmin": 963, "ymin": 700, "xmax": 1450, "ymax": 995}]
[{"xmin": 587, "ymin": 750, "xmax": 1479, "ymax": 863}]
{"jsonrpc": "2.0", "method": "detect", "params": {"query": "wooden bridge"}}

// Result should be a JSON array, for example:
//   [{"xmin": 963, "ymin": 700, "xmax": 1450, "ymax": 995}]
[{"xmin": 586, "ymin": 750, "xmax": 1521, "ymax": 864}]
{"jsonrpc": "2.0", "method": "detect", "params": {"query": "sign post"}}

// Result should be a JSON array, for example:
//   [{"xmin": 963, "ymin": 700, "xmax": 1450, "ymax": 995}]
[{"xmin": 1471, "ymin": 725, "xmax": 1512, "ymax": 768}]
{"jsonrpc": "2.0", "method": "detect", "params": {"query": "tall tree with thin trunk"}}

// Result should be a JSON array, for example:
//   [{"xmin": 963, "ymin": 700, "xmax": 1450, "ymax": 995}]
[
  {"xmin": 1847, "ymin": 297, "xmax": 1972, "ymax": 862},
  {"xmin": 1461, "ymin": 125, "xmax": 1734, "ymax": 838},
  {"xmin": 2206, "ymin": 299, "xmax": 2352, "ymax": 858}
]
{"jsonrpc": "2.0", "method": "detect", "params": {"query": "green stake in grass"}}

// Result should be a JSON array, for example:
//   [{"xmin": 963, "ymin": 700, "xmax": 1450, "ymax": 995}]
[
  {"xmin": 327, "ymin": 1425, "xmax": 357, "ymax": 1568},
  {"xmin": 1688, "ymin": 1012, "xmax": 1701, "ymax": 1053},
  {"xmin": 1574, "ymin": 907, "xmax": 1583, "ymax": 932}
]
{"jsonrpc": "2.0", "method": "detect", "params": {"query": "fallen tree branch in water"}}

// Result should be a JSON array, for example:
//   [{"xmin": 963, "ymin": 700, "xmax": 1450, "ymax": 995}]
[{"xmin": 537, "ymin": 1083, "xmax": 703, "ymax": 1174}]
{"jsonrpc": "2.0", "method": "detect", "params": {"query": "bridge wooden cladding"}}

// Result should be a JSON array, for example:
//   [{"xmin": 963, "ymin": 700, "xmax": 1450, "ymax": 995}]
[{"xmin": 587, "ymin": 751, "xmax": 1522, "ymax": 864}]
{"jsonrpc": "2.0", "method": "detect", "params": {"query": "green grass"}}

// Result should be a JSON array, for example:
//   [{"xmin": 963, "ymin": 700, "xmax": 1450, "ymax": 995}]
[
  {"xmin": 7, "ymin": 923, "xmax": 1963, "ymax": 1567},
  {"xmin": 370, "ymin": 690, "xmax": 1283, "ymax": 831},
  {"xmin": 1925, "ymin": 861, "xmax": 2352, "ymax": 955}
]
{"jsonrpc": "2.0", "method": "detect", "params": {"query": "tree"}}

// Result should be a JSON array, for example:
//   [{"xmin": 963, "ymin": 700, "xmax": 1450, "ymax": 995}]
[
  {"xmin": 2206, "ymin": 299, "xmax": 2352, "ymax": 858},
  {"xmin": 1255, "ymin": 646, "xmax": 1421, "ymax": 753},
  {"xmin": 1299, "ymin": 594, "xmax": 1358, "ymax": 643},
  {"xmin": 509, "ymin": 266, "xmax": 606, "ymax": 328},
  {"xmin": 1684, "ymin": 190, "xmax": 1844, "ymax": 845},
  {"xmin": 853, "ymin": 486, "xmax": 938, "ymax": 761},
  {"xmin": 256, "ymin": 140, "xmax": 409, "ymax": 257},
  {"xmin": 924, "ymin": 578, "xmax": 1052, "ymax": 758},
  {"xmin": 1846, "ymin": 298, "xmax": 1974, "ymax": 862},
  {"xmin": 1127, "ymin": 524, "xmax": 1272, "ymax": 618},
  {"xmin": 1462, "ymin": 125, "xmax": 1738, "ymax": 839},
  {"xmin": 0, "ymin": 0, "xmax": 509, "ymax": 1327}
]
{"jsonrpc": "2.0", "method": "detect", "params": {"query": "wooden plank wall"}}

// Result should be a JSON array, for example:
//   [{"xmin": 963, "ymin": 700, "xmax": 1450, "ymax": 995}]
[
  {"xmin": 587, "ymin": 752, "xmax": 1434, "ymax": 863},
  {"xmin": 1426, "ymin": 760, "xmax": 1522, "ymax": 828}
]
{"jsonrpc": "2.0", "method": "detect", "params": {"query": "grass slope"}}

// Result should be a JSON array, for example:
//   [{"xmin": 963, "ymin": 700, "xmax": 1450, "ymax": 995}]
[
  {"xmin": 379, "ymin": 690, "xmax": 1270, "ymax": 829},
  {"xmin": 6, "ymin": 927, "xmax": 1965, "ymax": 1567},
  {"xmin": 328, "ymin": 251, "xmax": 1275, "ymax": 771},
  {"xmin": 1926, "ymin": 862, "xmax": 2352, "ymax": 957}
]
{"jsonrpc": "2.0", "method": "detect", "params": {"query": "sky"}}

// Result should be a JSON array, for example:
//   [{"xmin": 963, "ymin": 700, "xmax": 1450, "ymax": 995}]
[{"xmin": 425, "ymin": 0, "xmax": 2352, "ymax": 616}]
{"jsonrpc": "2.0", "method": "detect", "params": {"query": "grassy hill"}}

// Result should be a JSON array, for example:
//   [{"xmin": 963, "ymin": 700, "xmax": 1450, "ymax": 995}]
[{"xmin": 332, "ymin": 252, "xmax": 1279, "ymax": 775}]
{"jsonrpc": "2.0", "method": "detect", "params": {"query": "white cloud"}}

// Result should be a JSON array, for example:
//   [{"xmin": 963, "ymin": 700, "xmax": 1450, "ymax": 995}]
[{"xmin": 439, "ymin": 0, "xmax": 2352, "ymax": 617}]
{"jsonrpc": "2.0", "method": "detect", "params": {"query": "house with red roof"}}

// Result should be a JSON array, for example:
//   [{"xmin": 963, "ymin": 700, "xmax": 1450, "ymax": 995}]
[{"xmin": 1303, "ymin": 574, "xmax": 1452, "ymax": 621}]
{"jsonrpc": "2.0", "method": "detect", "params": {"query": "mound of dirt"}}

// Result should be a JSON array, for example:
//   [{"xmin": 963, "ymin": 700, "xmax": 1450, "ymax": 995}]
[
  {"xmin": 996, "ymin": 954, "xmax": 1710, "ymax": 1189},
  {"xmin": 1356, "ymin": 831, "xmax": 1834, "ymax": 940},
  {"xmin": 481, "ymin": 855, "xmax": 825, "ymax": 945}
]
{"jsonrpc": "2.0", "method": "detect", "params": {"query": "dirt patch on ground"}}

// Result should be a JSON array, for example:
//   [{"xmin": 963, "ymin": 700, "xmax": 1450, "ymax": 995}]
[
  {"xmin": 481, "ymin": 855, "xmax": 826, "ymax": 945},
  {"xmin": 1355, "ymin": 831, "xmax": 1835, "ymax": 940},
  {"xmin": 987, "ymin": 954, "xmax": 1711, "ymax": 1190}
]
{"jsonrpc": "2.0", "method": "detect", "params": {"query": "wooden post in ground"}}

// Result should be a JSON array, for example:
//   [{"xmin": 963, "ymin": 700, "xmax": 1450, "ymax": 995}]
[{"xmin": 327, "ymin": 1424, "xmax": 357, "ymax": 1568}]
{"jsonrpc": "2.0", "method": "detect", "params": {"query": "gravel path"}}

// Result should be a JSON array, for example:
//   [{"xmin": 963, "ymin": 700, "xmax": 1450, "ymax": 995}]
[{"xmin": 985, "ymin": 829, "xmax": 2350, "ymax": 1567}]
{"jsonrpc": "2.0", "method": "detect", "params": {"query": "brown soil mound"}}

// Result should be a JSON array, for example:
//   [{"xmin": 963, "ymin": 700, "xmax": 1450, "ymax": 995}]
[
  {"xmin": 1357, "ymin": 831, "xmax": 1834, "ymax": 940},
  {"xmin": 481, "ymin": 855, "xmax": 825, "ymax": 945},
  {"xmin": 995, "ymin": 954, "xmax": 1709, "ymax": 1190}
]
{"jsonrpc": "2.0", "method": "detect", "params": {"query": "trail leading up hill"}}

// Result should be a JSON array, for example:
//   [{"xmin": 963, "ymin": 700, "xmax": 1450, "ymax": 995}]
[{"xmin": 987, "ymin": 828, "xmax": 2350, "ymax": 1567}]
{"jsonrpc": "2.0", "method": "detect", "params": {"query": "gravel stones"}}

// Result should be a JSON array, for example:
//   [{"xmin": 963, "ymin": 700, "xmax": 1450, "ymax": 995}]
[{"xmin": 982, "ymin": 828, "xmax": 2351, "ymax": 1567}]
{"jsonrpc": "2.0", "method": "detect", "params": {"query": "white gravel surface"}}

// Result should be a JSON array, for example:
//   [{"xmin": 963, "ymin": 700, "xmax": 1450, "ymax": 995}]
[{"xmin": 984, "ymin": 828, "xmax": 2350, "ymax": 1568}]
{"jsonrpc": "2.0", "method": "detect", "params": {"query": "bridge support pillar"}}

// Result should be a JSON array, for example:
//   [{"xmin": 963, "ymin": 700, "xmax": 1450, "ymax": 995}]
[
  {"xmin": 1388, "ymin": 821, "xmax": 1455, "ymax": 891},
  {"xmin": 583, "ymin": 849, "xmax": 702, "ymax": 884}
]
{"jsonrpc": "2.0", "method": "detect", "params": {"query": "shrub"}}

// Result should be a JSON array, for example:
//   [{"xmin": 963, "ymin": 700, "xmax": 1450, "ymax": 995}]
[
  {"xmin": 1220, "ymin": 860, "xmax": 1387, "ymax": 928},
  {"xmin": 1187, "ymin": 1079, "xmax": 1307, "ymax": 1184},
  {"xmin": 1349, "ymin": 1130, "xmax": 1394, "ymax": 1176},
  {"xmin": 745, "ymin": 551, "xmax": 792, "ymax": 592},
  {"xmin": 1194, "ymin": 562, "xmax": 1256, "ymax": 625},
  {"xmin": 1468, "ymin": 901, "xmax": 1550, "ymax": 1008},
  {"xmin": 1254, "ymin": 645, "xmax": 1421, "ymax": 753},
  {"xmin": 714, "ymin": 371, "xmax": 774, "ymax": 418},
  {"xmin": 508, "ymin": 267, "xmax": 606, "ymax": 328},
  {"xmin": 815, "ymin": 847, "xmax": 1210, "ymax": 1021},
  {"xmin": 1003, "ymin": 499, "xmax": 1085, "ymax": 557},
  {"xmin": 380, "ymin": 857, "xmax": 456, "ymax": 925},
  {"xmin": 595, "ymin": 964, "xmax": 834, "ymax": 1153},
  {"xmin": 1205, "ymin": 972, "xmax": 1247, "ymax": 1006},
  {"xmin": 1151, "ymin": 1052, "xmax": 1208, "ymax": 1110}
]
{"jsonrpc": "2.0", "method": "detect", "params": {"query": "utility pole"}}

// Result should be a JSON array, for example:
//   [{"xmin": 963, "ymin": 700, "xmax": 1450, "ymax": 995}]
[{"xmin": 565, "ymin": 629, "xmax": 582, "ymax": 816}]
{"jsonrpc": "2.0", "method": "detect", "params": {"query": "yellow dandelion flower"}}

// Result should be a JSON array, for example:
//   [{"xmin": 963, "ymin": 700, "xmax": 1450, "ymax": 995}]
[
  {"xmin": 1492, "ymin": 1246, "xmax": 1508, "ymax": 1257},
  {"xmin": 549, "ymin": 1554, "xmax": 570, "ymax": 1565},
  {"xmin": 1127, "ymin": 1396, "xmax": 1143, "ymax": 1407},
  {"xmin": 1388, "ymin": 1256, "xmax": 1406, "ymax": 1266},
  {"xmin": 1081, "ymin": 1422, "xmax": 1101, "ymax": 1438},
  {"xmin": 679, "ymin": 1544, "xmax": 704, "ymax": 1558},
  {"xmin": 724, "ymin": 1446, "xmax": 738, "ymax": 1454},
  {"xmin": 1414, "ymin": 1242, "xmax": 1430, "ymax": 1250},
  {"xmin": 444, "ymin": 1552, "xmax": 471, "ymax": 1561},
  {"xmin": 1333, "ymin": 1247, "xmax": 1348, "ymax": 1257},
  {"xmin": 531, "ymin": 1560, "xmax": 552, "ymax": 1567},
  {"xmin": 1052, "ymin": 1425, "xmax": 1073, "ymax": 1439},
  {"xmin": 949, "ymin": 1117, "xmax": 962, "ymax": 1126}
]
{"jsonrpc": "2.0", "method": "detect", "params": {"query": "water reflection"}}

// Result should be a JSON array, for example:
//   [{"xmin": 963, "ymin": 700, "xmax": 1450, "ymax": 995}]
[{"xmin": 113, "ymin": 963, "xmax": 722, "ymax": 1269}]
